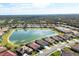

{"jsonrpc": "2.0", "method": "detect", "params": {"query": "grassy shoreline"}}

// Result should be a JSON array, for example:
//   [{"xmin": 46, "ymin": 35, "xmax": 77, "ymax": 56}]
[{"xmin": 2, "ymin": 29, "xmax": 17, "ymax": 49}]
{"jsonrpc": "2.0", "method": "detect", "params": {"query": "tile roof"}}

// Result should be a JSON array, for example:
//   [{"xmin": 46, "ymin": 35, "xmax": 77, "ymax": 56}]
[
  {"xmin": 0, "ymin": 50, "xmax": 16, "ymax": 56},
  {"xmin": 27, "ymin": 42, "xmax": 40, "ymax": 50}
]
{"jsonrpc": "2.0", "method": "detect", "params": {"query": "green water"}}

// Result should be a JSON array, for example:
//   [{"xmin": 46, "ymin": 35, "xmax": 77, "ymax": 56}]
[{"xmin": 9, "ymin": 28, "xmax": 58, "ymax": 44}]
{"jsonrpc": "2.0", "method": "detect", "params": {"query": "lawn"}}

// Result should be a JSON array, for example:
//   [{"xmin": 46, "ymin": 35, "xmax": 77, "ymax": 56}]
[
  {"xmin": 2, "ymin": 29, "xmax": 18, "ymax": 49},
  {"xmin": 50, "ymin": 50, "xmax": 61, "ymax": 56}
]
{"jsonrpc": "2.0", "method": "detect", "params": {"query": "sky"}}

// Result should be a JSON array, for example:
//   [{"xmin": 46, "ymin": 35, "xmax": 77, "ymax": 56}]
[{"xmin": 0, "ymin": 3, "xmax": 79, "ymax": 15}]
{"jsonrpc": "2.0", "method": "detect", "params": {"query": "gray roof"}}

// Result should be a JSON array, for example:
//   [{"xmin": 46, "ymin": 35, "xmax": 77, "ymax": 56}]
[
  {"xmin": 61, "ymin": 48, "xmax": 79, "ymax": 56},
  {"xmin": 44, "ymin": 37, "xmax": 55, "ymax": 44},
  {"xmin": 16, "ymin": 46, "xmax": 33, "ymax": 54},
  {"xmin": 35, "ymin": 40, "xmax": 49, "ymax": 46}
]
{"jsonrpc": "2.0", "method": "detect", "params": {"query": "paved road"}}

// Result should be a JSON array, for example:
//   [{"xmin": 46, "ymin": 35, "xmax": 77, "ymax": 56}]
[{"xmin": 36, "ymin": 39, "xmax": 79, "ymax": 56}]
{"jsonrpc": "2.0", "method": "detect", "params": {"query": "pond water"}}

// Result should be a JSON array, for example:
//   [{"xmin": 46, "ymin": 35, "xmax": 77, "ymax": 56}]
[{"xmin": 9, "ymin": 28, "xmax": 58, "ymax": 44}]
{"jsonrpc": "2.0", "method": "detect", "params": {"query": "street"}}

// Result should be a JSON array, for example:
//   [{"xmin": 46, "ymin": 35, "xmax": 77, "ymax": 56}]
[{"xmin": 36, "ymin": 39, "xmax": 79, "ymax": 56}]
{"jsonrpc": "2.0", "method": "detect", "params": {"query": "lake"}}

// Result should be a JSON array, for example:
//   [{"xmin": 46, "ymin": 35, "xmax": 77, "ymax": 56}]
[{"xmin": 9, "ymin": 28, "xmax": 58, "ymax": 44}]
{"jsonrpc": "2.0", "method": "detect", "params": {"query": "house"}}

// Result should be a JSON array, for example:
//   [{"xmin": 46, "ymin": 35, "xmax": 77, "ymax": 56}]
[
  {"xmin": 75, "ymin": 34, "xmax": 79, "ymax": 37},
  {"xmin": 0, "ymin": 46, "xmax": 7, "ymax": 53},
  {"xmin": 63, "ymin": 34, "xmax": 73, "ymax": 40},
  {"xmin": 26, "ymin": 42, "xmax": 41, "ymax": 51},
  {"xmin": 73, "ymin": 31, "xmax": 79, "ymax": 37},
  {"xmin": 57, "ymin": 35, "xmax": 65, "ymax": 41},
  {"xmin": 55, "ymin": 27, "xmax": 73, "ymax": 34},
  {"xmin": 35, "ymin": 40, "xmax": 50, "ymax": 47},
  {"xmin": 54, "ymin": 36, "xmax": 64, "ymax": 41},
  {"xmin": 1, "ymin": 27, "xmax": 9, "ymax": 32},
  {"xmin": 61, "ymin": 48, "xmax": 79, "ymax": 56},
  {"xmin": 57, "ymin": 35, "xmax": 68, "ymax": 41},
  {"xmin": 0, "ymin": 31, "xmax": 4, "ymax": 36},
  {"xmin": 43, "ymin": 37, "xmax": 55, "ymax": 45},
  {"xmin": 0, "ymin": 50, "xmax": 16, "ymax": 56},
  {"xmin": 71, "ymin": 44, "xmax": 79, "ymax": 52},
  {"xmin": 52, "ymin": 35, "xmax": 71, "ymax": 42},
  {"xmin": 51, "ymin": 36, "xmax": 60, "ymax": 42},
  {"xmin": 0, "ymin": 46, "xmax": 16, "ymax": 56},
  {"xmin": 16, "ymin": 46, "xmax": 33, "ymax": 56}
]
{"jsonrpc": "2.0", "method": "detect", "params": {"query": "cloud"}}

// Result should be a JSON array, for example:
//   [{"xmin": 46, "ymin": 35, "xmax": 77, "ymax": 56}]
[{"xmin": 0, "ymin": 3, "xmax": 79, "ymax": 15}]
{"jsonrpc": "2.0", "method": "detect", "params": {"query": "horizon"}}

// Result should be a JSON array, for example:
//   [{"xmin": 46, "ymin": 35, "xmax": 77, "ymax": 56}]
[{"xmin": 0, "ymin": 13, "xmax": 79, "ymax": 16}]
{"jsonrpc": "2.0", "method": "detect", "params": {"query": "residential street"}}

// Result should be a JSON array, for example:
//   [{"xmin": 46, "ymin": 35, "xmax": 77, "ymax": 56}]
[{"xmin": 36, "ymin": 39, "xmax": 79, "ymax": 56}]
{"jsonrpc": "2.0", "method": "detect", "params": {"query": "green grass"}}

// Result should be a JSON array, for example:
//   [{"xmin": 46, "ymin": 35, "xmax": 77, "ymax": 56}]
[
  {"xmin": 50, "ymin": 50, "xmax": 61, "ymax": 56},
  {"xmin": 0, "ymin": 39, "xmax": 2, "ymax": 45},
  {"xmin": 31, "ymin": 51, "xmax": 38, "ymax": 55},
  {"xmin": 1, "ymin": 29, "xmax": 19, "ymax": 49},
  {"xmin": 0, "ymin": 39, "xmax": 2, "ymax": 43},
  {"xmin": 63, "ymin": 47, "xmax": 71, "ymax": 51},
  {"xmin": 16, "ymin": 28, "xmax": 54, "ymax": 30},
  {"xmin": 74, "ymin": 37, "xmax": 79, "ymax": 40}
]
